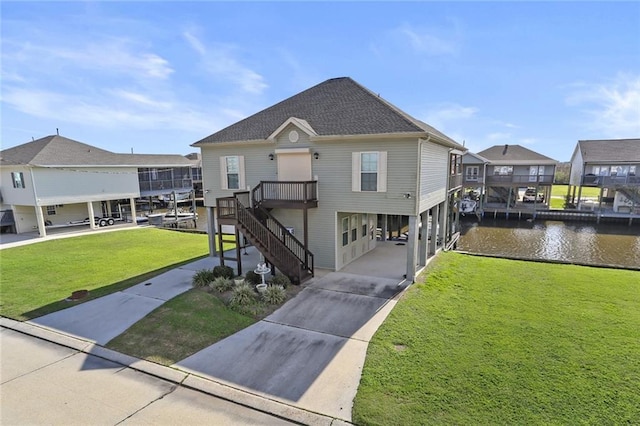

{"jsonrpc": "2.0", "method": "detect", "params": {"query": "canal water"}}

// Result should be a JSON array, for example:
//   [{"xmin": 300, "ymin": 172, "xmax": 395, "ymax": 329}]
[
  {"xmin": 459, "ymin": 219, "xmax": 640, "ymax": 269},
  {"xmin": 193, "ymin": 206, "xmax": 639, "ymax": 269}
]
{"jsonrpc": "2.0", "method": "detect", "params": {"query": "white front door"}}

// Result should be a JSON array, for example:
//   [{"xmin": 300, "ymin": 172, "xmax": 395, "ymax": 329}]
[{"xmin": 277, "ymin": 153, "xmax": 312, "ymax": 181}]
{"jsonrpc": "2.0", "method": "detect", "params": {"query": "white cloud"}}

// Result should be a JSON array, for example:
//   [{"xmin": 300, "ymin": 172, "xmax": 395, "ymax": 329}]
[
  {"xmin": 423, "ymin": 103, "xmax": 478, "ymax": 130},
  {"xmin": 487, "ymin": 132, "xmax": 511, "ymax": 141},
  {"xmin": 183, "ymin": 31, "xmax": 267, "ymax": 95},
  {"xmin": 4, "ymin": 37, "xmax": 174, "ymax": 81},
  {"xmin": 567, "ymin": 73, "xmax": 640, "ymax": 137},
  {"xmin": 397, "ymin": 23, "xmax": 459, "ymax": 56},
  {"xmin": 2, "ymin": 87, "xmax": 216, "ymax": 134}
]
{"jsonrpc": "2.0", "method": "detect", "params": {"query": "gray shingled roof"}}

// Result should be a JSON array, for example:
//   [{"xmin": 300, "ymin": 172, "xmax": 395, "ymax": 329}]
[
  {"xmin": 1, "ymin": 135, "xmax": 191, "ymax": 167},
  {"xmin": 193, "ymin": 77, "xmax": 462, "ymax": 147},
  {"xmin": 577, "ymin": 139, "xmax": 640, "ymax": 163},
  {"xmin": 477, "ymin": 144, "xmax": 557, "ymax": 164}
]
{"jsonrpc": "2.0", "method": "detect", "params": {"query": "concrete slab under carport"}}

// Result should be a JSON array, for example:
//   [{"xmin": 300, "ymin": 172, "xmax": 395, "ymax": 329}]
[{"xmin": 339, "ymin": 240, "xmax": 408, "ymax": 280}]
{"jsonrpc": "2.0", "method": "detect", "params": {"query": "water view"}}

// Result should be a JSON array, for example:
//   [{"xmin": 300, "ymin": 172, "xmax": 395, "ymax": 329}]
[{"xmin": 459, "ymin": 219, "xmax": 640, "ymax": 269}]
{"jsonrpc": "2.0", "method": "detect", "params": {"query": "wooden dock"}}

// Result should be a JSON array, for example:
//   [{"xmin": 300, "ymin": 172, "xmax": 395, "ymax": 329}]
[{"xmin": 478, "ymin": 208, "xmax": 639, "ymax": 225}]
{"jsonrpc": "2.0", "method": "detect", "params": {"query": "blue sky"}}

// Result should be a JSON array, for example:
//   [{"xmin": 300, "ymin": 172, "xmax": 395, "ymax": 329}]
[{"xmin": 2, "ymin": 2, "xmax": 639, "ymax": 162}]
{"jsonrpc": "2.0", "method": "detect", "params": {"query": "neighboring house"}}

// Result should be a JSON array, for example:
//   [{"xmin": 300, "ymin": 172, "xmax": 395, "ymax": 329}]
[
  {"xmin": 193, "ymin": 77, "xmax": 466, "ymax": 283},
  {"xmin": 476, "ymin": 144, "xmax": 557, "ymax": 209},
  {"xmin": 186, "ymin": 152, "xmax": 203, "ymax": 198},
  {"xmin": 461, "ymin": 151, "xmax": 490, "ymax": 210},
  {"xmin": 568, "ymin": 138, "xmax": 640, "ymax": 213},
  {"xmin": 0, "ymin": 135, "xmax": 193, "ymax": 237}
]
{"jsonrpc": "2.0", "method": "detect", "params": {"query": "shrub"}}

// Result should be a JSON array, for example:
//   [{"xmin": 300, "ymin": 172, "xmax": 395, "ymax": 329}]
[
  {"xmin": 210, "ymin": 276, "xmax": 234, "ymax": 293},
  {"xmin": 213, "ymin": 265, "xmax": 235, "ymax": 279},
  {"xmin": 269, "ymin": 273, "xmax": 291, "ymax": 288},
  {"xmin": 229, "ymin": 283, "xmax": 257, "ymax": 306},
  {"xmin": 244, "ymin": 270, "xmax": 261, "ymax": 285},
  {"xmin": 192, "ymin": 269, "xmax": 215, "ymax": 288},
  {"xmin": 263, "ymin": 285, "xmax": 286, "ymax": 305}
]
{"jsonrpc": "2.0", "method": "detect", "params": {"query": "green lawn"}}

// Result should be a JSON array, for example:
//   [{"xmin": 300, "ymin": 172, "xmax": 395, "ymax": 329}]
[
  {"xmin": 353, "ymin": 252, "xmax": 640, "ymax": 425},
  {"xmin": 551, "ymin": 184, "xmax": 600, "ymax": 198},
  {"xmin": 0, "ymin": 228, "xmax": 232, "ymax": 320},
  {"xmin": 106, "ymin": 289, "xmax": 255, "ymax": 365}
]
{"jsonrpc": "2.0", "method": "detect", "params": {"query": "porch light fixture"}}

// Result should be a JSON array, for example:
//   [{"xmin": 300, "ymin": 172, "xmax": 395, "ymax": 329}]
[
  {"xmin": 313, "ymin": 152, "xmax": 320, "ymax": 160},
  {"xmin": 268, "ymin": 153, "xmax": 274, "ymax": 161}
]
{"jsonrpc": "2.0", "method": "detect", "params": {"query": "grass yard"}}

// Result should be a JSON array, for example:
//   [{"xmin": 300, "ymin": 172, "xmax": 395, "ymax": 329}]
[
  {"xmin": 353, "ymin": 252, "xmax": 640, "ymax": 425},
  {"xmin": 106, "ymin": 289, "xmax": 256, "ymax": 365},
  {"xmin": 0, "ymin": 228, "xmax": 233, "ymax": 320},
  {"xmin": 551, "ymin": 184, "xmax": 600, "ymax": 198}
]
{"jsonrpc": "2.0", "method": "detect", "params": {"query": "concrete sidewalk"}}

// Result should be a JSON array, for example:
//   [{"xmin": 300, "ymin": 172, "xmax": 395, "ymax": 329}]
[
  {"xmin": 29, "ymin": 256, "xmax": 215, "ymax": 344},
  {"xmin": 28, "ymin": 247, "xmax": 265, "ymax": 345}
]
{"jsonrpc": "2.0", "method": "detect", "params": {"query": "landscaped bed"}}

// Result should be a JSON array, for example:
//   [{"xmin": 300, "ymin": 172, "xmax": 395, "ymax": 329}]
[
  {"xmin": 106, "ymin": 266, "xmax": 304, "ymax": 365},
  {"xmin": 353, "ymin": 252, "xmax": 640, "ymax": 425},
  {"xmin": 0, "ymin": 228, "xmax": 230, "ymax": 320}
]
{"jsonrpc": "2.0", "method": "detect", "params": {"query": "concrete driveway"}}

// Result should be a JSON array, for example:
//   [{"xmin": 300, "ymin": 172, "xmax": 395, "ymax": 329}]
[{"xmin": 176, "ymin": 270, "xmax": 409, "ymax": 422}]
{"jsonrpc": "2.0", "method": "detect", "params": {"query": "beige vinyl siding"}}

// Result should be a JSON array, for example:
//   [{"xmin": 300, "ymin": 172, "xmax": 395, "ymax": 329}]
[
  {"xmin": 12, "ymin": 205, "xmax": 37, "ymax": 234},
  {"xmin": 418, "ymin": 142, "xmax": 449, "ymax": 213},
  {"xmin": 307, "ymin": 138, "xmax": 418, "ymax": 269},
  {"xmin": 0, "ymin": 166, "xmax": 36, "ymax": 205},
  {"xmin": 198, "ymin": 137, "xmax": 437, "ymax": 270},
  {"xmin": 570, "ymin": 149, "xmax": 584, "ymax": 186},
  {"xmin": 275, "ymin": 124, "xmax": 312, "ymax": 147},
  {"xmin": 317, "ymin": 138, "xmax": 418, "ymax": 215},
  {"xmin": 200, "ymin": 144, "xmax": 277, "ymax": 206},
  {"xmin": 33, "ymin": 167, "xmax": 139, "ymax": 205}
]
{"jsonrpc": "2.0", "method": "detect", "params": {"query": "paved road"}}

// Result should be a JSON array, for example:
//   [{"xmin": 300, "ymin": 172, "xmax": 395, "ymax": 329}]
[{"xmin": 0, "ymin": 328, "xmax": 297, "ymax": 426}]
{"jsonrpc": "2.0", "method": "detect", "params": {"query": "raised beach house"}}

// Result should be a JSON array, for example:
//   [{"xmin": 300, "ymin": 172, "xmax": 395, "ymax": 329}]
[
  {"xmin": 568, "ymin": 138, "xmax": 640, "ymax": 213},
  {"xmin": 193, "ymin": 77, "xmax": 466, "ymax": 283},
  {"xmin": 475, "ymin": 144, "xmax": 557, "ymax": 210},
  {"xmin": 0, "ymin": 135, "xmax": 193, "ymax": 237}
]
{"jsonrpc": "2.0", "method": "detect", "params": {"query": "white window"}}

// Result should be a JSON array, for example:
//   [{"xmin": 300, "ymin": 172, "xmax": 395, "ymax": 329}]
[
  {"xmin": 594, "ymin": 166, "xmax": 609, "ymax": 176},
  {"xmin": 351, "ymin": 214, "xmax": 358, "ymax": 242},
  {"xmin": 466, "ymin": 166, "xmax": 479, "ymax": 181},
  {"xmin": 11, "ymin": 172, "xmax": 25, "ymax": 189},
  {"xmin": 352, "ymin": 151, "xmax": 387, "ymax": 192},
  {"xmin": 219, "ymin": 156, "xmax": 245, "ymax": 190},
  {"xmin": 630, "ymin": 166, "xmax": 636, "ymax": 176},
  {"xmin": 46, "ymin": 206, "xmax": 57, "ymax": 215},
  {"xmin": 342, "ymin": 217, "xmax": 349, "ymax": 246},
  {"xmin": 362, "ymin": 213, "xmax": 368, "ymax": 238},
  {"xmin": 494, "ymin": 166, "xmax": 513, "ymax": 176}
]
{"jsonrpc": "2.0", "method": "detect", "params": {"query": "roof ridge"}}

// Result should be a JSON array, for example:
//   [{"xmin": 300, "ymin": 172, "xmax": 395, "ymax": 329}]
[{"xmin": 346, "ymin": 78, "xmax": 426, "ymax": 132}]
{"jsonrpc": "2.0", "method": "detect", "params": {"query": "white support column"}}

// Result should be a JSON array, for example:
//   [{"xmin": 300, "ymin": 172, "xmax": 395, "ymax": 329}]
[
  {"xmin": 35, "ymin": 205, "xmax": 46, "ymax": 238},
  {"xmin": 439, "ymin": 200, "xmax": 447, "ymax": 248},
  {"xmin": 380, "ymin": 214, "xmax": 388, "ymax": 241},
  {"xmin": 207, "ymin": 207, "xmax": 217, "ymax": 257},
  {"xmin": 405, "ymin": 215, "xmax": 419, "ymax": 282},
  {"xmin": 418, "ymin": 210, "xmax": 428, "ymax": 266},
  {"xmin": 87, "ymin": 202, "xmax": 96, "ymax": 230},
  {"xmin": 129, "ymin": 198, "xmax": 137, "ymax": 224},
  {"xmin": 429, "ymin": 205, "xmax": 438, "ymax": 256}
]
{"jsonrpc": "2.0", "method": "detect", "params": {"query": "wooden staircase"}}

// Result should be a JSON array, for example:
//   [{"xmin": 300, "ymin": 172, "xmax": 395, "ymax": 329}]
[{"xmin": 216, "ymin": 194, "xmax": 314, "ymax": 284}]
